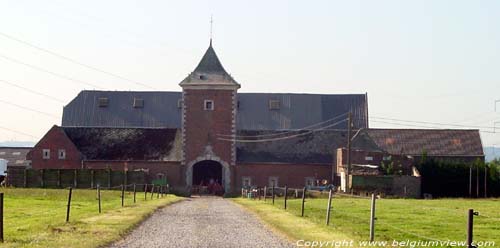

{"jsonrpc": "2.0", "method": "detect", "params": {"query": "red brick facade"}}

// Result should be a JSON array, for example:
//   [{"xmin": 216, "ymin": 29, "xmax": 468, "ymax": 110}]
[{"xmin": 27, "ymin": 125, "xmax": 81, "ymax": 169}]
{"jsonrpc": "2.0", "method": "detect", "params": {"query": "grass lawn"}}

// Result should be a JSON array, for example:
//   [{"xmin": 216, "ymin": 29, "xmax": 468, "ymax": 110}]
[
  {"xmin": 0, "ymin": 187, "xmax": 182, "ymax": 248},
  {"xmin": 234, "ymin": 195, "xmax": 500, "ymax": 246}
]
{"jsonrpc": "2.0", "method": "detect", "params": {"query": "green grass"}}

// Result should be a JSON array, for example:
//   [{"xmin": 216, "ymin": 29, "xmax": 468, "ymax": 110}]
[
  {"xmin": 0, "ymin": 187, "xmax": 183, "ymax": 248},
  {"xmin": 234, "ymin": 195, "xmax": 500, "ymax": 246}
]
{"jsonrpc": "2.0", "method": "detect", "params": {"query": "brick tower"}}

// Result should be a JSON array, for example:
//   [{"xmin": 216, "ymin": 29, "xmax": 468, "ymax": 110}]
[{"xmin": 179, "ymin": 40, "xmax": 240, "ymax": 193}]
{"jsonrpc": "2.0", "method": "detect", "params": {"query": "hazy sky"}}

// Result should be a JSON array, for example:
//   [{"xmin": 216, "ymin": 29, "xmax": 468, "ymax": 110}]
[{"xmin": 0, "ymin": 0, "xmax": 499, "ymax": 146}]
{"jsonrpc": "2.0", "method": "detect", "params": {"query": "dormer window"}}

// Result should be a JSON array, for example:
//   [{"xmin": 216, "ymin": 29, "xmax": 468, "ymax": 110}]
[
  {"xmin": 98, "ymin": 97, "xmax": 109, "ymax": 107},
  {"xmin": 199, "ymin": 75, "xmax": 207, "ymax": 80},
  {"xmin": 204, "ymin": 100, "xmax": 214, "ymax": 111},
  {"xmin": 133, "ymin": 98, "xmax": 144, "ymax": 108},
  {"xmin": 269, "ymin": 100, "xmax": 280, "ymax": 110}
]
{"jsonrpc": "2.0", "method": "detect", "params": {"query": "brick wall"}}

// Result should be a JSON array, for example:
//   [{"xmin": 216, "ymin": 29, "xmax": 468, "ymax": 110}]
[
  {"xmin": 28, "ymin": 125, "xmax": 82, "ymax": 169},
  {"xmin": 234, "ymin": 163, "xmax": 332, "ymax": 188},
  {"xmin": 183, "ymin": 89, "xmax": 236, "ymax": 166}
]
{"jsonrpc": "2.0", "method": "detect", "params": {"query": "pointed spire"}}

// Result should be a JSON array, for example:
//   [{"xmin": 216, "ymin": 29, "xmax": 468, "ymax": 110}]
[{"xmin": 192, "ymin": 43, "xmax": 228, "ymax": 74}]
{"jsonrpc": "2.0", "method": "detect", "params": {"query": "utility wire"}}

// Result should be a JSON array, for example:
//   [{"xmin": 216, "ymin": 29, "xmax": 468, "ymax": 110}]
[
  {"xmin": 218, "ymin": 112, "xmax": 348, "ymax": 138},
  {"xmin": 371, "ymin": 116, "xmax": 496, "ymax": 130},
  {"xmin": 0, "ymin": 79, "xmax": 66, "ymax": 103},
  {"xmin": 0, "ymin": 125, "xmax": 38, "ymax": 139},
  {"xmin": 370, "ymin": 120, "xmax": 497, "ymax": 134},
  {"xmin": 0, "ymin": 53, "xmax": 104, "ymax": 90},
  {"xmin": 0, "ymin": 32, "xmax": 157, "ymax": 90},
  {"xmin": 0, "ymin": 99, "xmax": 59, "ymax": 118},
  {"xmin": 219, "ymin": 118, "xmax": 347, "ymax": 143}
]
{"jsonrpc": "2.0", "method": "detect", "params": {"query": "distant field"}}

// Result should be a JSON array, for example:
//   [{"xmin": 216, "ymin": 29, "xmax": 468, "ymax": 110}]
[
  {"xmin": 234, "ymin": 195, "xmax": 500, "ymax": 246},
  {"xmin": 0, "ymin": 187, "xmax": 182, "ymax": 248}
]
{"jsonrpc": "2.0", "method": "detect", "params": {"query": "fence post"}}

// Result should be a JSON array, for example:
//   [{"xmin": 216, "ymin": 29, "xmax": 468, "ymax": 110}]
[
  {"xmin": 40, "ymin": 169, "xmax": 44, "ymax": 188},
  {"xmin": 107, "ymin": 169, "xmax": 111, "ymax": 188},
  {"xmin": 133, "ymin": 184, "xmax": 136, "ymax": 203},
  {"xmin": 121, "ymin": 184, "xmax": 125, "ymax": 207},
  {"xmin": 57, "ymin": 169, "xmax": 61, "ymax": 188},
  {"xmin": 326, "ymin": 188, "xmax": 333, "ymax": 225},
  {"xmin": 23, "ymin": 169, "xmax": 27, "ymax": 188},
  {"xmin": 301, "ymin": 187, "xmax": 306, "ymax": 217},
  {"xmin": 0, "ymin": 193, "xmax": 3, "ymax": 242},
  {"xmin": 66, "ymin": 187, "xmax": 73, "ymax": 222},
  {"xmin": 74, "ymin": 169, "xmax": 78, "ymax": 188},
  {"xmin": 150, "ymin": 184, "xmax": 154, "ymax": 200},
  {"xmin": 467, "ymin": 209, "xmax": 479, "ymax": 248},
  {"xmin": 284, "ymin": 185, "xmax": 288, "ymax": 209},
  {"xmin": 263, "ymin": 186, "xmax": 267, "ymax": 201},
  {"xmin": 97, "ymin": 186, "xmax": 101, "ymax": 213},
  {"xmin": 369, "ymin": 193, "xmax": 376, "ymax": 241},
  {"xmin": 144, "ymin": 184, "xmax": 148, "ymax": 201},
  {"xmin": 90, "ymin": 170, "xmax": 94, "ymax": 189},
  {"xmin": 272, "ymin": 186, "xmax": 275, "ymax": 205},
  {"xmin": 157, "ymin": 186, "xmax": 160, "ymax": 199}
]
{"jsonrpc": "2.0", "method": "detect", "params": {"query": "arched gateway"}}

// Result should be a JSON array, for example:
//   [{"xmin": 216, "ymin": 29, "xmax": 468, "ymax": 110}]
[{"xmin": 185, "ymin": 149, "xmax": 232, "ymax": 193}]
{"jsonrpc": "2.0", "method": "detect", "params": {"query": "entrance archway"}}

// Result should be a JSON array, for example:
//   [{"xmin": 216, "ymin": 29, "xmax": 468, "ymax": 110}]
[{"xmin": 192, "ymin": 160, "xmax": 222, "ymax": 186}]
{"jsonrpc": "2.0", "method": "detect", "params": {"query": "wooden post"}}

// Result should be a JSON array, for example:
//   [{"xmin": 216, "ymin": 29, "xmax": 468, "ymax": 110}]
[
  {"xmin": 133, "ymin": 184, "xmax": 136, "ymax": 203},
  {"xmin": 484, "ymin": 165, "xmax": 488, "ymax": 198},
  {"xmin": 121, "ymin": 185, "xmax": 125, "ymax": 207},
  {"xmin": 284, "ymin": 185, "xmax": 288, "ymax": 209},
  {"xmin": 90, "ymin": 170, "xmax": 95, "ymax": 189},
  {"xmin": 272, "ymin": 186, "xmax": 275, "ymax": 205},
  {"xmin": 301, "ymin": 187, "xmax": 306, "ymax": 217},
  {"xmin": 0, "ymin": 193, "xmax": 3, "ymax": 242},
  {"xmin": 326, "ymin": 188, "xmax": 333, "ymax": 225},
  {"xmin": 467, "ymin": 209, "xmax": 478, "ymax": 248},
  {"xmin": 66, "ymin": 187, "xmax": 73, "ymax": 222},
  {"xmin": 150, "ymin": 184, "xmax": 154, "ymax": 199},
  {"xmin": 346, "ymin": 112, "xmax": 352, "ymax": 191},
  {"xmin": 23, "ymin": 169, "xmax": 27, "ymax": 188},
  {"xmin": 144, "ymin": 184, "xmax": 148, "ymax": 201},
  {"xmin": 74, "ymin": 169, "xmax": 78, "ymax": 188},
  {"xmin": 108, "ymin": 169, "xmax": 112, "ymax": 189},
  {"xmin": 157, "ymin": 186, "xmax": 160, "ymax": 199},
  {"xmin": 369, "ymin": 193, "xmax": 376, "ymax": 241},
  {"xmin": 97, "ymin": 186, "xmax": 101, "ymax": 213},
  {"xmin": 124, "ymin": 171, "xmax": 128, "ymax": 188},
  {"xmin": 40, "ymin": 169, "xmax": 44, "ymax": 188},
  {"xmin": 469, "ymin": 166, "xmax": 472, "ymax": 197},
  {"xmin": 57, "ymin": 169, "xmax": 61, "ymax": 188},
  {"xmin": 263, "ymin": 186, "xmax": 267, "ymax": 201}
]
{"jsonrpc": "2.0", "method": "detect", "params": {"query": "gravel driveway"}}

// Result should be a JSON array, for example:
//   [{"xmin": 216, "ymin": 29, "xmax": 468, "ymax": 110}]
[{"xmin": 110, "ymin": 196, "xmax": 293, "ymax": 248}]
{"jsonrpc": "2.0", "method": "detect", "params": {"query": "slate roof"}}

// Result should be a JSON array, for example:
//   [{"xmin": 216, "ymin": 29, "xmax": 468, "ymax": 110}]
[
  {"xmin": 364, "ymin": 129, "xmax": 484, "ymax": 156},
  {"xmin": 62, "ymin": 127, "xmax": 181, "ymax": 161},
  {"xmin": 0, "ymin": 147, "xmax": 32, "ymax": 167},
  {"xmin": 236, "ymin": 130, "xmax": 381, "ymax": 164},
  {"xmin": 193, "ymin": 43, "xmax": 228, "ymax": 75},
  {"xmin": 62, "ymin": 91, "xmax": 369, "ymax": 130}
]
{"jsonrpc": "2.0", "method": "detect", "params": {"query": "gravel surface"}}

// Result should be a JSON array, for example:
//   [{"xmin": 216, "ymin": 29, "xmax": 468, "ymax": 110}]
[{"xmin": 110, "ymin": 196, "xmax": 293, "ymax": 248}]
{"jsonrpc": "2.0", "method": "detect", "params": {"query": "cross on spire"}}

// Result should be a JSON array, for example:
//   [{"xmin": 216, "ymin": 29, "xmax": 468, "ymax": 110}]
[{"xmin": 210, "ymin": 15, "xmax": 213, "ymax": 46}]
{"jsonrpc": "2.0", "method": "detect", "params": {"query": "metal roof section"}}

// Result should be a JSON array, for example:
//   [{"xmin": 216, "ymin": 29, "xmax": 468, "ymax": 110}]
[{"xmin": 62, "ymin": 91, "xmax": 369, "ymax": 130}]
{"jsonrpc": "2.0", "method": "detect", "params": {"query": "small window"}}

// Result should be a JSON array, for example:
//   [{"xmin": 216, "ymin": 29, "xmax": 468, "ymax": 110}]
[
  {"xmin": 58, "ymin": 149, "xmax": 66, "ymax": 160},
  {"xmin": 269, "ymin": 100, "xmax": 280, "ymax": 110},
  {"xmin": 98, "ymin": 97, "xmax": 109, "ymax": 107},
  {"xmin": 15, "ymin": 160, "xmax": 24, "ymax": 164},
  {"xmin": 12, "ymin": 152, "xmax": 21, "ymax": 156},
  {"xmin": 204, "ymin": 100, "xmax": 214, "ymax": 111},
  {"xmin": 42, "ymin": 149, "xmax": 50, "ymax": 159},
  {"xmin": 305, "ymin": 177, "xmax": 316, "ymax": 187},
  {"xmin": 242, "ymin": 177, "xmax": 252, "ymax": 187},
  {"xmin": 177, "ymin": 99, "xmax": 183, "ymax": 109},
  {"xmin": 0, "ymin": 152, "xmax": 5, "ymax": 155},
  {"xmin": 268, "ymin": 177, "xmax": 279, "ymax": 188},
  {"xmin": 133, "ymin": 98, "xmax": 144, "ymax": 108},
  {"xmin": 199, "ymin": 75, "xmax": 207, "ymax": 80},
  {"xmin": 365, "ymin": 156, "xmax": 373, "ymax": 161}
]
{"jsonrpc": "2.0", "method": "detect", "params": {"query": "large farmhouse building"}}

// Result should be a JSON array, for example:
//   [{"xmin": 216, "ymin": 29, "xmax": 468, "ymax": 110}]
[{"xmin": 26, "ymin": 42, "xmax": 485, "ymax": 194}]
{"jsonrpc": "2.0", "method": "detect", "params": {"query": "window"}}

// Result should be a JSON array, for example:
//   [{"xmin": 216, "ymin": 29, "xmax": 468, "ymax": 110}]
[
  {"xmin": 0, "ymin": 152, "xmax": 5, "ymax": 155},
  {"xmin": 12, "ymin": 152, "xmax": 21, "ymax": 156},
  {"xmin": 58, "ymin": 149, "xmax": 66, "ymax": 159},
  {"xmin": 268, "ymin": 177, "xmax": 279, "ymax": 187},
  {"xmin": 15, "ymin": 160, "xmax": 24, "ymax": 164},
  {"xmin": 269, "ymin": 100, "xmax": 280, "ymax": 110},
  {"xmin": 204, "ymin": 100, "xmax": 214, "ymax": 110},
  {"xmin": 365, "ymin": 156, "xmax": 373, "ymax": 161},
  {"xmin": 133, "ymin": 98, "xmax": 144, "ymax": 108},
  {"xmin": 98, "ymin": 97, "xmax": 109, "ymax": 107},
  {"xmin": 42, "ymin": 149, "xmax": 50, "ymax": 159},
  {"xmin": 305, "ymin": 177, "xmax": 316, "ymax": 187},
  {"xmin": 177, "ymin": 99, "xmax": 183, "ymax": 109},
  {"xmin": 242, "ymin": 177, "xmax": 252, "ymax": 187}
]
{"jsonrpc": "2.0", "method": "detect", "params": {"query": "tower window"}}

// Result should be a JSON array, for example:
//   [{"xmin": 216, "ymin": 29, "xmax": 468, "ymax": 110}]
[
  {"xmin": 98, "ymin": 97, "xmax": 109, "ymax": 107},
  {"xmin": 133, "ymin": 98, "xmax": 144, "ymax": 108},
  {"xmin": 269, "ymin": 100, "xmax": 280, "ymax": 110},
  {"xmin": 204, "ymin": 100, "xmax": 214, "ymax": 111},
  {"xmin": 58, "ymin": 149, "xmax": 66, "ymax": 159}
]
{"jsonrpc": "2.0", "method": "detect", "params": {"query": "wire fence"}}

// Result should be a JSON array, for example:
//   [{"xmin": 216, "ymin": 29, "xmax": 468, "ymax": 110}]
[
  {"xmin": 0, "ymin": 183, "xmax": 171, "ymax": 243},
  {"xmin": 240, "ymin": 186, "xmax": 496, "ymax": 245}
]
